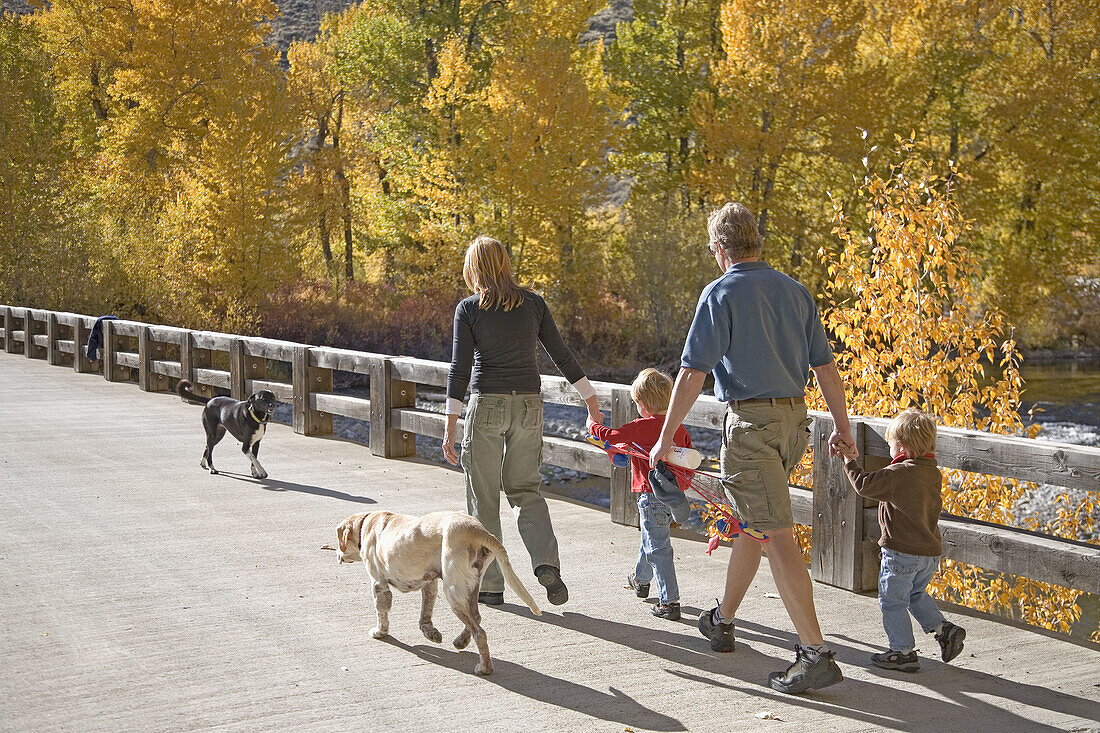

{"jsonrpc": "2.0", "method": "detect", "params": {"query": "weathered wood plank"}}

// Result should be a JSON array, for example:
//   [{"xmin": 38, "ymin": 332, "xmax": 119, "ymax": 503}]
[
  {"xmin": 542, "ymin": 435, "xmax": 614, "ymax": 477},
  {"xmin": 790, "ymin": 485, "xmax": 814, "ymax": 526},
  {"xmin": 539, "ymin": 375, "xmax": 613, "ymax": 411},
  {"xmin": 193, "ymin": 368, "xmax": 230, "ymax": 389},
  {"xmin": 145, "ymin": 325, "xmax": 188, "ymax": 345},
  {"xmin": 109, "ymin": 320, "xmax": 143, "ymax": 338},
  {"xmin": 241, "ymin": 337, "xmax": 301, "ymax": 363},
  {"xmin": 309, "ymin": 347, "xmax": 380, "ymax": 374},
  {"xmin": 390, "ymin": 407, "xmax": 449, "ymax": 439},
  {"xmin": 609, "ymin": 387, "xmax": 639, "ymax": 528},
  {"xmin": 389, "ymin": 357, "xmax": 449, "ymax": 388},
  {"xmin": 311, "ymin": 392, "xmax": 370, "ymax": 421},
  {"xmin": 682, "ymin": 395, "xmax": 725, "ymax": 432},
  {"xmin": 189, "ymin": 331, "xmax": 235, "ymax": 352},
  {"xmin": 833, "ymin": 415, "xmax": 1100, "ymax": 493},
  {"xmin": 246, "ymin": 378, "xmax": 293, "ymax": 401},
  {"xmin": 864, "ymin": 510, "xmax": 1100, "ymax": 594},
  {"xmin": 56, "ymin": 339, "xmax": 75, "ymax": 354},
  {"xmin": 150, "ymin": 360, "xmax": 182, "ymax": 379},
  {"xmin": 115, "ymin": 352, "xmax": 139, "ymax": 369}
]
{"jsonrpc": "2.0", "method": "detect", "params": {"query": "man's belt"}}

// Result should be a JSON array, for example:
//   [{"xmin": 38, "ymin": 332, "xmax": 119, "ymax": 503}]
[{"xmin": 727, "ymin": 396, "xmax": 805, "ymax": 407}]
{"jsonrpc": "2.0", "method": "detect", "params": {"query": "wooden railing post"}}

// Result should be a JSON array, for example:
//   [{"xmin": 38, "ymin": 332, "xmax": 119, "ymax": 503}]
[
  {"xmin": 138, "ymin": 326, "xmax": 169, "ymax": 392},
  {"xmin": 102, "ymin": 320, "xmax": 118, "ymax": 381},
  {"xmin": 293, "ymin": 346, "xmax": 333, "ymax": 436},
  {"xmin": 24, "ymin": 311, "xmax": 42, "ymax": 359},
  {"xmin": 609, "ymin": 387, "xmax": 640, "ymax": 527},
  {"xmin": 181, "ymin": 332, "xmax": 214, "ymax": 398},
  {"xmin": 811, "ymin": 416, "xmax": 868, "ymax": 590},
  {"xmin": 3, "ymin": 307, "xmax": 17, "ymax": 354},
  {"xmin": 47, "ymin": 313, "xmax": 64, "ymax": 366},
  {"xmin": 370, "ymin": 358, "xmax": 416, "ymax": 458},
  {"xmin": 73, "ymin": 318, "xmax": 94, "ymax": 372},
  {"xmin": 229, "ymin": 339, "xmax": 265, "ymax": 400},
  {"xmin": 228, "ymin": 339, "xmax": 246, "ymax": 400}
]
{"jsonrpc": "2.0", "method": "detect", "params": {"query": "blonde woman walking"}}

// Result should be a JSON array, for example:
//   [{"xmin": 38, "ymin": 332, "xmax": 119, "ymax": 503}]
[{"xmin": 443, "ymin": 236, "xmax": 602, "ymax": 606}]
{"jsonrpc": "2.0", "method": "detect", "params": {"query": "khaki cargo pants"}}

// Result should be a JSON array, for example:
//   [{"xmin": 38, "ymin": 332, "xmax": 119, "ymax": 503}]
[
  {"xmin": 460, "ymin": 392, "xmax": 560, "ymax": 593},
  {"xmin": 719, "ymin": 399, "xmax": 812, "ymax": 532}
]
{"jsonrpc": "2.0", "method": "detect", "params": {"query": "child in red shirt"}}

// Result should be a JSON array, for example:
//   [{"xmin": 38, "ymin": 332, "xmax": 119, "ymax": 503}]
[{"xmin": 587, "ymin": 368, "xmax": 691, "ymax": 620}]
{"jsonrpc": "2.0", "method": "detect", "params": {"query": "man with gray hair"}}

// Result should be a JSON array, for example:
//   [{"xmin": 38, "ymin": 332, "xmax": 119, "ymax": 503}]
[{"xmin": 650, "ymin": 201, "xmax": 856, "ymax": 694}]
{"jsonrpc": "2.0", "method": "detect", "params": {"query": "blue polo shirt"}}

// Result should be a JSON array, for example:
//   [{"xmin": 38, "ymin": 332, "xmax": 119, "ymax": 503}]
[{"xmin": 681, "ymin": 261, "xmax": 833, "ymax": 402}]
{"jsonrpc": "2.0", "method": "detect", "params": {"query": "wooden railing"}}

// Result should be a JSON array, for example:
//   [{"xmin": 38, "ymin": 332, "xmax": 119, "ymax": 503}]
[{"xmin": 3, "ymin": 305, "xmax": 1098, "ymax": 596}]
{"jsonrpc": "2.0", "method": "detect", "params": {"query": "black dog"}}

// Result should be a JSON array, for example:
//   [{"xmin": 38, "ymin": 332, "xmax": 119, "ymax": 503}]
[{"xmin": 176, "ymin": 379, "xmax": 277, "ymax": 478}]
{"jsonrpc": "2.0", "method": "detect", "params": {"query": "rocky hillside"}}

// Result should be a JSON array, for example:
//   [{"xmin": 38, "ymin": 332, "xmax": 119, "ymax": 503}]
[
  {"xmin": 269, "ymin": 0, "xmax": 632, "ymax": 49},
  {"xmin": 4, "ymin": 0, "xmax": 633, "ymax": 51}
]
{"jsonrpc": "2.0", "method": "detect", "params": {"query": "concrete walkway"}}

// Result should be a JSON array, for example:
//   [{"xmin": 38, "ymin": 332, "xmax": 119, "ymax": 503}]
[{"xmin": 1, "ymin": 353, "xmax": 1098, "ymax": 733}]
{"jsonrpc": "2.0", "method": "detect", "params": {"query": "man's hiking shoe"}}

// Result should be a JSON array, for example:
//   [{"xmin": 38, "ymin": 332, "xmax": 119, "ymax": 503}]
[
  {"xmin": 626, "ymin": 573, "xmax": 650, "ymax": 599},
  {"xmin": 935, "ymin": 621, "xmax": 966, "ymax": 663},
  {"xmin": 651, "ymin": 602, "xmax": 681, "ymax": 621},
  {"xmin": 768, "ymin": 646, "xmax": 843, "ymax": 693},
  {"xmin": 698, "ymin": 602, "xmax": 735, "ymax": 652},
  {"xmin": 477, "ymin": 591, "xmax": 504, "ymax": 606},
  {"xmin": 535, "ymin": 565, "xmax": 569, "ymax": 605},
  {"xmin": 871, "ymin": 649, "xmax": 920, "ymax": 672}
]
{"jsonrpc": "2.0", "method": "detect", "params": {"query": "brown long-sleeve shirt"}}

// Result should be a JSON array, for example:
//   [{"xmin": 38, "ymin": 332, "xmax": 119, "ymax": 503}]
[{"xmin": 844, "ymin": 456, "xmax": 943, "ymax": 557}]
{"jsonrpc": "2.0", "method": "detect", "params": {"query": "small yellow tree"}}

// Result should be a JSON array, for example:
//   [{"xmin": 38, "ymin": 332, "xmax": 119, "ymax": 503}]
[{"xmin": 817, "ymin": 143, "xmax": 1093, "ymax": 635}]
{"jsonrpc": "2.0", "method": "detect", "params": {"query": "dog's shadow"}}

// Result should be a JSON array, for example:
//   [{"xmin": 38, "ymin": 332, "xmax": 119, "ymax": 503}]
[
  {"xmin": 377, "ymin": 636, "xmax": 687, "ymax": 731},
  {"xmin": 217, "ymin": 471, "xmax": 377, "ymax": 505}
]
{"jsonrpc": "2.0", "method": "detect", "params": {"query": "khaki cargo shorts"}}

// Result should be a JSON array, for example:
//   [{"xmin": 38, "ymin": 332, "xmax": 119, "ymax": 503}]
[{"xmin": 719, "ymin": 399, "xmax": 812, "ymax": 532}]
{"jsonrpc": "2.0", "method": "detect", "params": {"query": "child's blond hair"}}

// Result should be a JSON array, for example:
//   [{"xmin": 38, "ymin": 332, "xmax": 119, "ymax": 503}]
[
  {"xmin": 886, "ymin": 409, "xmax": 938, "ymax": 456},
  {"xmin": 631, "ymin": 368, "xmax": 674, "ymax": 413}
]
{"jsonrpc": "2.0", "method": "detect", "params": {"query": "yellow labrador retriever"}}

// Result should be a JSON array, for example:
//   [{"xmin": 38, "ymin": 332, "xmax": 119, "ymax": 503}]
[{"xmin": 336, "ymin": 510, "xmax": 541, "ymax": 675}]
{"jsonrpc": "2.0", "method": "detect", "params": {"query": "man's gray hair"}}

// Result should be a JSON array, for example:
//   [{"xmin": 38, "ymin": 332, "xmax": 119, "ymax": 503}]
[{"xmin": 707, "ymin": 202, "xmax": 763, "ymax": 258}]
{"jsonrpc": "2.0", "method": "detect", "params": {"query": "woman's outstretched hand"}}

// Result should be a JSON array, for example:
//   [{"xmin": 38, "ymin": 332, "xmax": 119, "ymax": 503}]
[
  {"xmin": 442, "ymin": 422, "xmax": 460, "ymax": 465},
  {"xmin": 585, "ymin": 396, "xmax": 604, "ymax": 427}
]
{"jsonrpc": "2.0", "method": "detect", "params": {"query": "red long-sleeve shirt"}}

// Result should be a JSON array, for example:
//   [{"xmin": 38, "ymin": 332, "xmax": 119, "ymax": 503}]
[{"xmin": 589, "ymin": 416, "xmax": 692, "ymax": 493}]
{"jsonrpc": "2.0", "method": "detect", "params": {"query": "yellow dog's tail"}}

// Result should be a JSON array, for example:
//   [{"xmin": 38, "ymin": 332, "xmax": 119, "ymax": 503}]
[{"xmin": 480, "ymin": 534, "xmax": 542, "ymax": 616}]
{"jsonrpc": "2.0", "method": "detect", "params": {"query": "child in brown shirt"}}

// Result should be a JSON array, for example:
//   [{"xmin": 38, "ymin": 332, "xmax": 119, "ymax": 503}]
[{"xmin": 841, "ymin": 409, "xmax": 966, "ymax": 672}]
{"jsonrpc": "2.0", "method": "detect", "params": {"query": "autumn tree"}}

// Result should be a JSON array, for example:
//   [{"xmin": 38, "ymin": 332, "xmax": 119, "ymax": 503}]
[
  {"xmin": 35, "ymin": 0, "xmax": 300, "ymax": 330},
  {"xmin": 818, "ymin": 144, "xmax": 1092, "ymax": 635},
  {"xmin": 602, "ymin": 0, "xmax": 726, "ymax": 358}
]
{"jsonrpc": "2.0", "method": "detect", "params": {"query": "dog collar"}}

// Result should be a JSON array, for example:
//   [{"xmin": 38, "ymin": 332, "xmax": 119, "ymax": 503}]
[{"xmin": 248, "ymin": 405, "xmax": 269, "ymax": 425}]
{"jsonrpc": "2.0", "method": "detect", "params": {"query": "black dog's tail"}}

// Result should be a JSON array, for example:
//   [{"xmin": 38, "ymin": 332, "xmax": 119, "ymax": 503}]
[{"xmin": 176, "ymin": 379, "xmax": 210, "ymax": 405}]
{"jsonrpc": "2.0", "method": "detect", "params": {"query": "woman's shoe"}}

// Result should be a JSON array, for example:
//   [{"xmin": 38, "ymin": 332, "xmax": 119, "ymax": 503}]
[{"xmin": 534, "ymin": 565, "xmax": 568, "ymax": 605}]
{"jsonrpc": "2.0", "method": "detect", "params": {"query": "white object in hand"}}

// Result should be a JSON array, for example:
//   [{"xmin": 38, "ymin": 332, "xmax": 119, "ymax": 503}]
[{"xmin": 663, "ymin": 446, "xmax": 702, "ymax": 470}]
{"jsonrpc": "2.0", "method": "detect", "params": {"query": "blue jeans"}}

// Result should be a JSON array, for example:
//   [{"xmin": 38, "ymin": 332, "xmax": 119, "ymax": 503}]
[
  {"xmin": 635, "ymin": 494, "xmax": 679, "ymax": 603},
  {"xmin": 879, "ymin": 548, "xmax": 946, "ymax": 652}
]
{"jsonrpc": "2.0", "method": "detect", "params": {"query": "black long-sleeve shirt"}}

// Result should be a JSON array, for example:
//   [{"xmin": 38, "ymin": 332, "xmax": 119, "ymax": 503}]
[{"xmin": 446, "ymin": 291, "xmax": 586, "ymax": 401}]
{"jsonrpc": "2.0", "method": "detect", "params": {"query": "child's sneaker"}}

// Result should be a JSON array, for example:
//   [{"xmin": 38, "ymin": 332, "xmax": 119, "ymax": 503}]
[
  {"xmin": 625, "ymin": 573, "xmax": 650, "ymax": 599},
  {"xmin": 935, "ymin": 621, "xmax": 966, "ymax": 662},
  {"xmin": 698, "ymin": 601, "xmax": 735, "ymax": 652},
  {"xmin": 768, "ymin": 646, "xmax": 843, "ymax": 693},
  {"xmin": 871, "ymin": 649, "xmax": 920, "ymax": 672},
  {"xmin": 651, "ymin": 601, "xmax": 681, "ymax": 620}
]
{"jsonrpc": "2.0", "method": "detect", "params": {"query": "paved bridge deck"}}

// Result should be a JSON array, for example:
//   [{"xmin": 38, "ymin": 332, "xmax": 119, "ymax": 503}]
[{"xmin": 1, "ymin": 353, "xmax": 1098, "ymax": 732}]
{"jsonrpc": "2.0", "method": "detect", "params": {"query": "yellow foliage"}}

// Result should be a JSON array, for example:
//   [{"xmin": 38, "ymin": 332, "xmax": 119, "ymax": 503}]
[{"xmin": 808, "ymin": 144, "xmax": 1094, "ymax": 636}]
